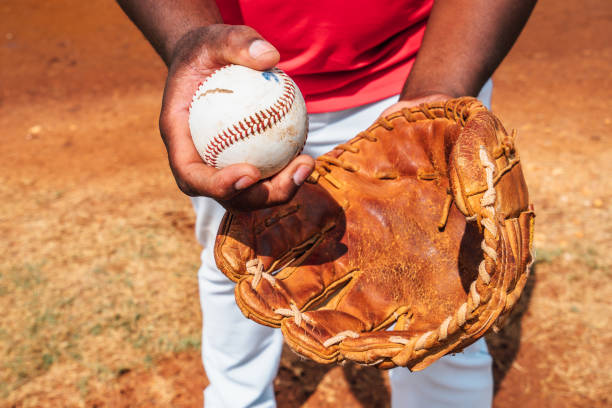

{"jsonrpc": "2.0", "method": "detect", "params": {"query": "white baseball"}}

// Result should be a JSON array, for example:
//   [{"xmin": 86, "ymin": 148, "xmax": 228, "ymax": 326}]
[{"xmin": 188, "ymin": 64, "xmax": 308, "ymax": 179}]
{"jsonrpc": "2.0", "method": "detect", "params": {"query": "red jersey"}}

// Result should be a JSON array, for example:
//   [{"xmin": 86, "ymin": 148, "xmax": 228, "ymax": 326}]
[{"xmin": 217, "ymin": 0, "xmax": 433, "ymax": 113}]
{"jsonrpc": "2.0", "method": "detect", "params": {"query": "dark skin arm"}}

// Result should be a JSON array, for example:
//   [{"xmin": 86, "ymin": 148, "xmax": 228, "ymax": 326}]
[
  {"xmin": 117, "ymin": 0, "xmax": 315, "ymax": 211},
  {"xmin": 382, "ymin": 0, "xmax": 537, "ymax": 115},
  {"xmin": 116, "ymin": 0, "xmax": 537, "ymax": 209}
]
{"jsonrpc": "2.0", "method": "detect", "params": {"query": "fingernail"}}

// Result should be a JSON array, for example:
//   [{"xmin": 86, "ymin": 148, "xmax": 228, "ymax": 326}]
[
  {"xmin": 249, "ymin": 39, "xmax": 275, "ymax": 59},
  {"xmin": 234, "ymin": 176, "xmax": 255, "ymax": 190},
  {"xmin": 292, "ymin": 165, "xmax": 312, "ymax": 186}
]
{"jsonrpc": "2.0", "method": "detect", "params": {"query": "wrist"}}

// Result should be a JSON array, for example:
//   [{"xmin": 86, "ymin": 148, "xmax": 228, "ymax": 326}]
[
  {"xmin": 400, "ymin": 81, "xmax": 473, "ymax": 102},
  {"xmin": 168, "ymin": 24, "xmax": 221, "ymax": 68},
  {"xmin": 168, "ymin": 24, "xmax": 279, "ymax": 72}
]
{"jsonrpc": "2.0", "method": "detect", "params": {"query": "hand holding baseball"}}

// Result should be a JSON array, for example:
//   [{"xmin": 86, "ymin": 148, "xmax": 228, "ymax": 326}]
[
  {"xmin": 189, "ymin": 64, "xmax": 308, "ymax": 179},
  {"xmin": 159, "ymin": 25, "xmax": 314, "ymax": 211}
]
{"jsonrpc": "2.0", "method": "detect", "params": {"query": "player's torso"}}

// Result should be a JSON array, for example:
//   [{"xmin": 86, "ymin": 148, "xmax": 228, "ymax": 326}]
[{"xmin": 217, "ymin": 0, "xmax": 433, "ymax": 112}]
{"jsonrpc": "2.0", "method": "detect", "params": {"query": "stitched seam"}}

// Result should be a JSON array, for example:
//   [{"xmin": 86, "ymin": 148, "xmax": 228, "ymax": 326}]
[
  {"xmin": 200, "ymin": 69, "xmax": 297, "ymax": 167},
  {"xmin": 389, "ymin": 146, "xmax": 505, "ymax": 358}
]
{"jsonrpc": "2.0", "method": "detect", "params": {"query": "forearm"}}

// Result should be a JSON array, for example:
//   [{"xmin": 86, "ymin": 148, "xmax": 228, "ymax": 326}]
[
  {"xmin": 402, "ymin": 0, "xmax": 537, "ymax": 99},
  {"xmin": 116, "ymin": 0, "xmax": 223, "ymax": 65}
]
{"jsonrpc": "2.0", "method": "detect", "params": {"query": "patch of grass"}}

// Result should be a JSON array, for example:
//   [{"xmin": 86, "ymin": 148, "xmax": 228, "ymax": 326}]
[
  {"xmin": 94, "ymin": 364, "xmax": 112, "ymax": 378},
  {"xmin": 144, "ymin": 354, "xmax": 154, "ymax": 368},
  {"xmin": 57, "ymin": 296, "xmax": 76, "ymax": 308},
  {"xmin": 173, "ymin": 262, "xmax": 200, "ymax": 278},
  {"xmin": 156, "ymin": 336, "xmax": 170, "ymax": 352},
  {"xmin": 36, "ymin": 343, "xmax": 61, "ymax": 372},
  {"xmin": 581, "ymin": 246, "xmax": 607, "ymax": 271},
  {"xmin": 0, "ymin": 381, "xmax": 9, "ymax": 399},
  {"xmin": 41, "ymin": 353, "xmax": 55, "ymax": 370},
  {"xmin": 35, "ymin": 189, "xmax": 65, "ymax": 205},
  {"xmin": 89, "ymin": 324, "xmax": 103, "ymax": 336},
  {"xmin": 29, "ymin": 310, "xmax": 60, "ymax": 336},
  {"xmin": 3, "ymin": 355, "xmax": 31, "ymax": 388},
  {"xmin": 106, "ymin": 309, "xmax": 145, "ymax": 336},
  {"xmin": 534, "ymin": 247, "xmax": 563, "ymax": 265},
  {"xmin": 123, "ymin": 277, "xmax": 134, "ymax": 288},
  {"xmin": 8, "ymin": 261, "xmax": 47, "ymax": 290},
  {"xmin": 0, "ymin": 174, "xmax": 204, "ymax": 403},
  {"xmin": 69, "ymin": 351, "xmax": 83, "ymax": 361},
  {"xmin": 77, "ymin": 376, "xmax": 89, "ymax": 397},
  {"xmin": 132, "ymin": 332, "xmax": 152, "ymax": 349},
  {"xmin": 174, "ymin": 336, "xmax": 201, "ymax": 352},
  {"xmin": 112, "ymin": 313, "xmax": 134, "ymax": 332},
  {"xmin": 149, "ymin": 334, "xmax": 202, "ymax": 353},
  {"xmin": 138, "ymin": 236, "xmax": 159, "ymax": 259},
  {"xmin": 92, "ymin": 265, "xmax": 108, "ymax": 275}
]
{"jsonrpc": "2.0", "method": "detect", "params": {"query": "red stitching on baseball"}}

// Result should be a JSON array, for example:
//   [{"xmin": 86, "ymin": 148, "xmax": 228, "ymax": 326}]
[{"xmin": 203, "ymin": 69, "xmax": 298, "ymax": 167}]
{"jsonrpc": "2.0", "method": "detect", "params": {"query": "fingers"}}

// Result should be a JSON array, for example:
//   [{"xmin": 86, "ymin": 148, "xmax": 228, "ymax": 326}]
[
  {"xmin": 266, "ymin": 154, "xmax": 316, "ymax": 202},
  {"xmin": 379, "ymin": 93, "xmax": 454, "ymax": 118},
  {"xmin": 226, "ymin": 154, "xmax": 315, "ymax": 210},
  {"xmin": 168, "ymin": 24, "xmax": 279, "ymax": 72},
  {"xmin": 159, "ymin": 96, "xmax": 262, "ymax": 199},
  {"xmin": 159, "ymin": 24, "xmax": 287, "ymax": 206},
  {"xmin": 209, "ymin": 25, "xmax": 280, "ymax": 71},
  {"xmin": 176, "ymin": 153, "xmax": 314, "ymax": 209},
  {"xmin": 174, "ymin": 161, "xmax": 262, "ymax": 199}
]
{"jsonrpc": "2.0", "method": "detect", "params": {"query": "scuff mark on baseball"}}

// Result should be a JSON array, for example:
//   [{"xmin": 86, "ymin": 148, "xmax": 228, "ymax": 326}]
[
  {"xmin": 188, "ymin": 64, "xmax": 309, "ymax": 179},
  {"xmin": 197, "ymin": 88, "xmax": 234, "ymax": 99}
]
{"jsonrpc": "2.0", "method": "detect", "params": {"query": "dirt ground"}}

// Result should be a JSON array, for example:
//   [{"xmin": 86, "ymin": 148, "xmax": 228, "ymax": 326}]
[{"xmin": 1, "ymin": 0, "xmax": 611, "ymax": 407}]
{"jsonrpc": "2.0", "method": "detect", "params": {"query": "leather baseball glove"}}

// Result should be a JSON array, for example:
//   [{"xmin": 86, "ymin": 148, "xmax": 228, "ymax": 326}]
[{"xmin": 214, "ymin": 97, "xmax": 534, "ymax": 370}]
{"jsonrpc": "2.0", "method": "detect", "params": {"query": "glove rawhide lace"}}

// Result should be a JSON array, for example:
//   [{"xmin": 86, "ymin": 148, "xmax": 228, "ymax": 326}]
[{"xmin": 215, "ymin": 97, "xmax": 535, "ymax": 370}]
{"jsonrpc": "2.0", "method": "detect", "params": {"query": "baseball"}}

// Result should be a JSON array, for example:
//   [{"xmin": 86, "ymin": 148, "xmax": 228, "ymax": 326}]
[{"xmin": 189, "ymin": 64, "xmax": 308, "ymax": 179}]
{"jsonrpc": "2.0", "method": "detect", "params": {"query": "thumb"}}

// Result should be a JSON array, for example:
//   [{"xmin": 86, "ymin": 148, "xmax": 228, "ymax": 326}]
[{"xmin": 215, "ymin": 25, "xmax": 280, "ymax": 71}]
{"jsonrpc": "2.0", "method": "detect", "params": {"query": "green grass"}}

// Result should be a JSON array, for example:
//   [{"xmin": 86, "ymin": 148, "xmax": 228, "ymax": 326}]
[
  {"xmin": 174, "ymin": 336, "xmax": 201, "ymax": 352},
  {"xmin": 5, "ymin": 261, "xmax": 47, "ymax": 290},
  {"xmin": 77, "ymin": 376, "xmax": 90, "ymax": 397},
  {"xmin": 534, "ymin": 247, "xmax": 563, "ymax": 265},
  {"xmin": 581, "ymin": 246, "xmax": 607, "ymax": 272}
]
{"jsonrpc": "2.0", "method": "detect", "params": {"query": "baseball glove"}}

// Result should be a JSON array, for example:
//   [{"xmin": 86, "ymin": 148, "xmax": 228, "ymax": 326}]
[{"xmin": 214, "ymin": 97, "xmax": 534, "ymax": 370}]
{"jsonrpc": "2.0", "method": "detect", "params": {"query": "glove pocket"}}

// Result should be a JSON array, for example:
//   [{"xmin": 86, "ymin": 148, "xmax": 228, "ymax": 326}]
[{"xmin": 214, "ymin": 183, "xmax": 343, "ymax": 281}]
